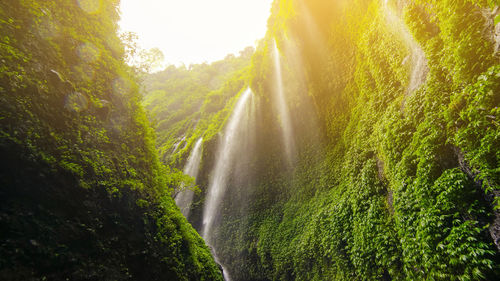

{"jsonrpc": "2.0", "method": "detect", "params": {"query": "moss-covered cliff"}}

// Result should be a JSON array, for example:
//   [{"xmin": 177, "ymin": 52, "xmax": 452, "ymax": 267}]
[
  {"xmin": 0, "ymin": 1, "xmax": 223, "ymax": 280},
  {"xmin": 145, "ymin": 0, "xmax": 500, "ymax": 280}
]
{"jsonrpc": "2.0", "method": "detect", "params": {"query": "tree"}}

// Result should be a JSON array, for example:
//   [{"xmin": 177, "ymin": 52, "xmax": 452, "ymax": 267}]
[{"xmin": 120, "ymin": 31, "xmax": 165, "ymax": 74}]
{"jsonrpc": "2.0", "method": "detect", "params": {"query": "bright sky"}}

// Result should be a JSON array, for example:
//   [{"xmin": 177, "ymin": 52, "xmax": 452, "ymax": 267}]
[{"xmin": 119, "ymin": 0, "xmax": 273, "ymax": 66}]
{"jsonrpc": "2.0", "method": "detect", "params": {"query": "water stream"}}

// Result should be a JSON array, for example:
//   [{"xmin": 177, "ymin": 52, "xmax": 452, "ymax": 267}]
[
  {"xmin": 273, "ymin": 40, "xmax": 296, "ymax": 165},
  {"xmin": 383, "ymin": 0, "xmax": 428, "ymax": 94},
  {"xmin": 175, "ymin": 137, "xmax": 203, "ymax": 218},
  {"xmin": 201, "ymin": 88, "xmax": 253, "ymax": 280}
]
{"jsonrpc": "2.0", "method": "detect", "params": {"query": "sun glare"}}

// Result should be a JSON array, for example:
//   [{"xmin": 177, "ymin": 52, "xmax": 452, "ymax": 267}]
[{"xmin": 119, "ymin": 0, "xmax": 273, "ymax": 66}]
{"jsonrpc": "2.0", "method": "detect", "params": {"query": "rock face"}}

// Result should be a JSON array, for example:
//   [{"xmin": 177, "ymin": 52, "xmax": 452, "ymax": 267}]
[
  {"xmin": 489, "ymin": 191, "xmax": 500, "ymax": 251},
  {"xmin": 495, "ymin": 18, "xmax": 500, "ymax": 53},
  {"xmin": 455, "ymin": 146, "xmax": 500, "ymax": 251},
  {"xmin": 486, "ymin": 5, "xmax": 500, "ymax": 53}
]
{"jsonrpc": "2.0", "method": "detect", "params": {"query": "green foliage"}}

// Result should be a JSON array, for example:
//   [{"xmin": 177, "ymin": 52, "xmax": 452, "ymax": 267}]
[
  {"xmin": 24, "ymin": 0, "xmax": 493, "ymax": 280},
  {"xmin": 446, "ymin": 65, "xmax": 500, "ymax": 200},
  {"xmin": 143, "ymin": 48, "xmax": 253, "ymax": 167},
  {"xmin": 176, "ymin": 0, "xmax": 500, "ymax": 280},
  {"xmin": 121, "ymin": 31, "xmax": 165, "ymax": 74},
  {"xmin": 0, "ymin": 0, "xmax": 222, "ymax": 280}
]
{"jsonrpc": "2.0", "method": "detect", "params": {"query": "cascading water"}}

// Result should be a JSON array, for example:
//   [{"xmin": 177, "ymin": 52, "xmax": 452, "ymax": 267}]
[
  {"xmin": 273, "ymin": 40, "xmax": 296, "ymax": 165},
  {"xmin": 201, "ymin": 88, "xmax": 253, "ymax": 281},
  {"xmin": 172, "ymin": 136, "xmax": 185, "ymax": 154},
  {"xmin": 383, "ymin": 0, "xmax": 428, "ymax": 94},
  {"xmin": 175, "ymin": 137, "xmax": 203, "ymax": 218}
]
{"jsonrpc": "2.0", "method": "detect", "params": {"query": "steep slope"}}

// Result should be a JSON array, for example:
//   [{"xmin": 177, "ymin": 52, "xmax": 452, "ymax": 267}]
[
  {"xmin": 238, "ymin": 0, "xmax": 500, "ymax": 280},
  {"xmin": 146, "ymin": 0, "xmax": 500, "ymax": 280},
  {"xmin": 143, "ymin": 49, "xmax": 254, "ymax": 166},
  {"xmin": 0, "ymin": 1, "xmax": 222, "ymax": 280},
  {"xmin": 142, "ymin": 52, "xmax": 257, "ymax": 238}
]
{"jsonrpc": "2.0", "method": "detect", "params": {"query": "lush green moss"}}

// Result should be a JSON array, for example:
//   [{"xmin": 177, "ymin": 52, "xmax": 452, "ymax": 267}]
[
  {"xmin": 143, "ymin": 50, "xmax": 254, "ymax": 167},
  {"xmin": 0, "ymin": 1, "xmax": 223, "ymax": 280},
  {"xmin": 184, "ymin": 0, "xmax": 500, "ymax": 280},
  {"xmin": 132, "ymin": 0, "xmax": 500, "ymax": 280}
]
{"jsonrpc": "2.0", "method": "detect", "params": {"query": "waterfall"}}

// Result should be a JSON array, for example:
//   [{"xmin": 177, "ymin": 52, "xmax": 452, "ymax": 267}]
[
  {"xmin": 382, "ymin": 0, "xmax": 428, "ymax": 94},
  {"xmin": 172, "ymin": 136, "xmax": 186, "ymax": 154},
  {"xmin": 273, "ymin": 40, "xmax": 296, "ymax": 165},
  {"xmin": 202, "ymin": 88, "xmax": 252, "ymax": 239},
  {"xmin": 406, "ymin": 36, "xmax": 428, "ymax": 94},
  {"xmin": 201, "ymin": 88, "xmax": 253, "ymax": 281},
  {"xmin": 175, "ymin": 137, "xmax": 203, "ymax": 218}
]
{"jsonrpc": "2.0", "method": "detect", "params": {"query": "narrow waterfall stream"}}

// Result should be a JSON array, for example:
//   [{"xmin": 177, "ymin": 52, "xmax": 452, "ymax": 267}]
[
  {"xmin": 273, "ymin": 40, "xmax": 296, "ymax": 165},
  {"xmin": 201, "ymin": 88, "xmax": 253, "ymax": 281},
  {"xmin": 175, "ymin": 137, "xmax": 203, "ymax": 218},
  {"xmin": 382, "ymin": 0, "xmax": 428, "ymax": 94}
]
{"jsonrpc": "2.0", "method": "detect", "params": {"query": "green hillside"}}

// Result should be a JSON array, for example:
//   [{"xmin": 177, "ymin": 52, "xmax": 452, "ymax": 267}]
[
  {"xmin": 0, "ymin": 1, "xmax": 222, "ymax": 280},
  {"xmin": 144, "ymin": 0, "xmax": 500, "ymax": 280},
  {"xmin": 2, "ymin": 0, "xmax": 499, "ymax": 280}
]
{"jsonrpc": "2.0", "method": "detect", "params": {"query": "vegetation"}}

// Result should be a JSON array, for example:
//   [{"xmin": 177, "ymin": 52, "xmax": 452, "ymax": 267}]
[
  {"xmin": 2, "ymin": 0, "xmax": 499, "ymax": 280},
  {"xmin": 146, "ymin": 0, "xmax": 500, "ymax": 280},
  {"xmin": 0, "ymin": 1, "xmax": 222, "ymax": 280},
  {"xmin": 143, "ymin": 48, "xmax": 254, "ymax": 167}
]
